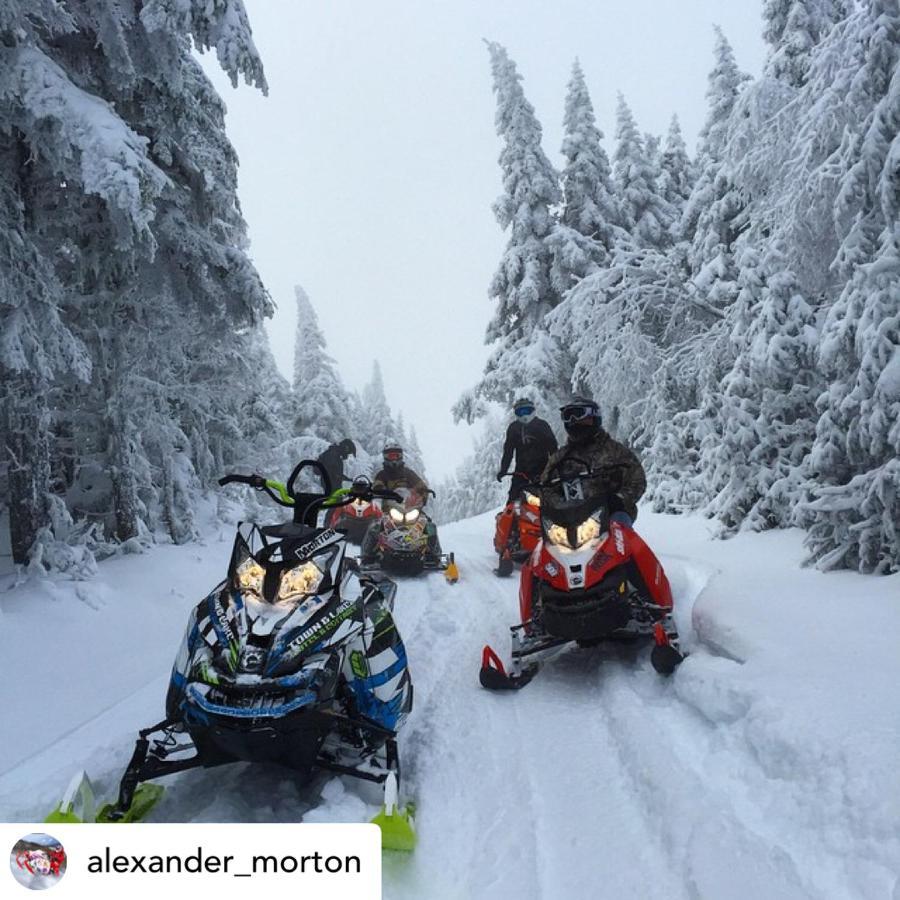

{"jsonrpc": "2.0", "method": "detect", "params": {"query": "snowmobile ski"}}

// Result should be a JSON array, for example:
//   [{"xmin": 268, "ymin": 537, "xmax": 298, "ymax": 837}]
[
  {"xmin": 479, "ymin": 646, "xmax": 538, "ymax": 690},
  {"xmin": 370, "ymin": 772, "xmax": 417, "ymax": 851},
  {"xmin": 45, "ymin": 771, "xmax": 165, "ymax": 824}
]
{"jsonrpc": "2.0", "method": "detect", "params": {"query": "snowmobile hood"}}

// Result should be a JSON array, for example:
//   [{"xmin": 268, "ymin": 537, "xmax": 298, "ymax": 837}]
[{"xmin": 178, "ymin": 524, "xmax": 368, "ymax": 684}]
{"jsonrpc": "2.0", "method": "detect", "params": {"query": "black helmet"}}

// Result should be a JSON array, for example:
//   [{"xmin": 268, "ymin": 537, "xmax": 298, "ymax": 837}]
[
  {"xmin": 560, "ymin": 396, "xmax": 602, "ymax": 442},
  {"xmin": 383, "ymin": 443, "xmax": 404, "ymax": 470},
  {"xmin": 339, "ymin": 438, "xmax": 356, "ymax": 458}
]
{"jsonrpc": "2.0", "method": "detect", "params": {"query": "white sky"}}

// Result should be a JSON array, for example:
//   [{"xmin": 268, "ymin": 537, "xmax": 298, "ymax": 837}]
[{"xmin": 201, "ymin": 1, "xmax": 766, "ymax": 479}]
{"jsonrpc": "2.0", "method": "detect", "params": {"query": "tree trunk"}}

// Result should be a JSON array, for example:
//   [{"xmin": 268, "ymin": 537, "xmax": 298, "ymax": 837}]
[{"xmin": 3, "ymin": 374, "xmax": 52, "ymax": 564}]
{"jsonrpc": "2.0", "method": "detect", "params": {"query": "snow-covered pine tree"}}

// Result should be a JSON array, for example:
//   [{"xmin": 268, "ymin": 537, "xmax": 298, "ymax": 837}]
[
  {"xmin": 292, "ymin": 285, "xmax": 352, "ymax": 442},
  {"xmin": 406, "ymin": 424, "xmax": 426, "ymax": 477},
  {"xmin": 455, "ymin": 42, "xmax": 567, "ymax": 422},
  {"xmin": 613, "ymin": 94, "xmax": 674, "ymax": 251},
  {"xmin": 803, "ymin": 0, "xmax": 900, "ymax": 573},
  {"xmin": 708, "ymin": 242, "xmax": 818, "ymax": 532},
  {"xmin": 0, "ymin": 3, "xmax": 163, "ymax": 561},
  {"xmin": 763, "ymin": 0, "xmax": 845, "ymax": 87},
  {"xmin": 358, "ymin": 362, "xmax": 397, "ymax": 459},
  {"xmin": 548, "ymin": 59, "xmax": 621, "ymax": 297},
  {"xmin": 659, "ymin": 115, "xmax": 695, "ymax": 232},
  {"xmin": 0, "ymin": 0, "xmax": 272, "ymax": 564},
  {"xmin": 643, "ymin": 28, "xmax": 750, "ymax": 510}
]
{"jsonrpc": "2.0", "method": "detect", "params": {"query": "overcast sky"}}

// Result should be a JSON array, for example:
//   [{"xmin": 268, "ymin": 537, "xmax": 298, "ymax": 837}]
[{"xmin": 201, "ymin": 1, "xmax": 766, "ymax": 479}]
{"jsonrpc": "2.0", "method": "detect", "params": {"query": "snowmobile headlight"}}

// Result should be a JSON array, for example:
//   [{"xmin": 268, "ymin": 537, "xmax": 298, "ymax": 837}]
[
  {"xmin": 278, "ymin": 560, "xmax": 324, "ymax": 602},
  {"xmin": 389, "ymin": 507, "xmax": 404, "ymax": 524},
  {"xmin": 236, "ymin": 558, "xmax": 265, "ymax": 595},
  {"xmin": 575, "ymin": 516, "xmax": 603, "ymax": 547},
  {"xmin": 524, "ymin": 492, "xmax": 541, "ymax": 508},
  {"xmin": 546, "ymin": 523, "xmax": 571, "ymax": 549},
  {"xmin": 404, "ymin": 508, "xmax": 421, "ymax": 524}
]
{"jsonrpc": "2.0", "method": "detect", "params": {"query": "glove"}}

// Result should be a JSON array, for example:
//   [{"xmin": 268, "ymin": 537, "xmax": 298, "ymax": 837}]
[{"xmin": 496, "ymin": 471, "xmax": 506, "ymax": 483}]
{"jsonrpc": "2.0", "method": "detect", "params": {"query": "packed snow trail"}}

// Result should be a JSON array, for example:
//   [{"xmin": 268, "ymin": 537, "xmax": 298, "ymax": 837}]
[{"xmin": 1, "ymin": 512, "xmax": 898, "ymax": 899}]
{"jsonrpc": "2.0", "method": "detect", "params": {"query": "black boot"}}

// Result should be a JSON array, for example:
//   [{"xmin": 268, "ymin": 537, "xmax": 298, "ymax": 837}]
[{"xmin": 495, "ymin": 550, "xmax": 513, "ymax": 577}]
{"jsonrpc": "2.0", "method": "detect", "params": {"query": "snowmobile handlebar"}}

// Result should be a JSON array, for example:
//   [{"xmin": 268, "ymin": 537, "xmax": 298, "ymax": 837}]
[
  {"xmin": 218, "ymin": 473, "xmax": 295, "ymax": 507},
  {"xmin": 527, "ymin": 461, "xmax": 629, "ymax": 493}
]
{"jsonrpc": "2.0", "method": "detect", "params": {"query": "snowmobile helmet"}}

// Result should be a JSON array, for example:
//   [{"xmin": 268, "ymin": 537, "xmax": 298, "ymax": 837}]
[
  {"xmin": 339, "ymin": 438, "xmax": 356, "ymax": 459},
  {"xmin": 383, "ymin": 443, "xmax": 404, "ymax": 470},
  {"xmin": 561, "ymin": 397, "xmax": 602, "ymax": 443},
  {"xmin": 513, "ymin": 396, "xmax": 536, "ymax": 423}
]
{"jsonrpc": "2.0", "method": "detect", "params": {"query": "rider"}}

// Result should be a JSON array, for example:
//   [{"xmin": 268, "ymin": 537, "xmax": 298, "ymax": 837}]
[
  {"xmin": 317, "ymin": 438, "xmax": 356, "ymax": 493},
  {"xmin": 494, "ymin": 397, "xmax": 558, "ymax": 575},
  {"xmin": 496, "ymin": 397, "xmax": 558, "ymax": 502},
  {"xmin": 361, "ymin": 444, "xmax": 441, "ymax": 563},
  {"xmin": 542, "ymin": 397, "xmax": 645, "ymax": 526}
]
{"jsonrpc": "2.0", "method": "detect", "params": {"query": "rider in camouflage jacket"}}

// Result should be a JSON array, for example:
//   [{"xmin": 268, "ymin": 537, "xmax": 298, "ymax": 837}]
[{"xmin": 541, "ymin": 398, "xmax": 646, "ymax": 523}]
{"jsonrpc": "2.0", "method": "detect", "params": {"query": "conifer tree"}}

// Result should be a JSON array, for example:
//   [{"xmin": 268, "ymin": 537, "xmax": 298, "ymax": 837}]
[
  {"xmin": 548, "ymin": 59, "xmax": 620, "ymax": 295},
  {"xmin": 659, "ymin": 115, "xmax": 695, "ymax": 231},
  {"xmin": 456, "ymin": 42, "xmax": 566, "ymax": 420},
  {"xmin": 613, "ymin": 95, "xmax": 674, "ymax": 251},
  {"xmin": 292, "ymin": 285, "xmax": 351, "ymax": 442},
  {"xmin": 803, "ymin": 0, "xmax": 900, "ymax": 573}
]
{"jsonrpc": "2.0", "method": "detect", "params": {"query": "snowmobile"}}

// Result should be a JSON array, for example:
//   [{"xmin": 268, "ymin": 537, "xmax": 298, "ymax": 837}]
[
  {"xmin": 361, "ymin": 488, "xmax": 458, "ymax": 583},
  {"xmin": 16, "ymin": 849, "xmax": 65, "ymax": 878},
  {"xmin": 46, "ymin": 460, "xmax": 418, "ymax": 850},
  {"xmin": 324, "ymin": 475, "xmax": 382, "ymax": 543},
  {"xmin": 493, "ymin": 473, "xmax": 542, "ymax": 577},
  {"xmin": 480, "ymin": 460, "xmax": 684, "ymax": 690}
]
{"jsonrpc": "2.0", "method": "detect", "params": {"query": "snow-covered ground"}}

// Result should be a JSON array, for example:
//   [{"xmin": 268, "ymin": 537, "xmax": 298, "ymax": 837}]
[{"xmin": 1, "ymin": 510, "xmax": 898, "ymax": 899}]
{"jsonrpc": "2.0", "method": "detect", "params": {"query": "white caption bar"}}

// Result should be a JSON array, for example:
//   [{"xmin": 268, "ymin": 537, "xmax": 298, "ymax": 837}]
[{"xmin": 4, "ymin": 823, "xmax": 381, "ymax": 900}]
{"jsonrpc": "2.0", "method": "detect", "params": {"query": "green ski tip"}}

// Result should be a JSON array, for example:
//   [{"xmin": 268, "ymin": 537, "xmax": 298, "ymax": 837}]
[
  {"xmin": 45, "ymin": 806, "xmax": 86, "ymax": 824},
  {"xmin": 372, "ymin": 804, "xmax": 417, "ymax": 852},
  {"xmin": 97, "ymin": 784, "xmax": 165, "ymax": 823}
]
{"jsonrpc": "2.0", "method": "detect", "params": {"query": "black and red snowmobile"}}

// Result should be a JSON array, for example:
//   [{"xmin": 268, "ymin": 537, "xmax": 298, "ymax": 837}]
[{"xmin": 480, "ymin": 460, "xmax": 684, "ymax": 690}]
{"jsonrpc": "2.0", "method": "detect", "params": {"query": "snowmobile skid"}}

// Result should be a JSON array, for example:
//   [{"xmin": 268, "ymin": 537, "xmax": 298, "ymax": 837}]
[
  {"xmin": 360, "ymin": 552, "xmax": 458, "ymax": 584},
  {"xmin": 480, "ymin": 616, "xmax": 682, "ymax": 690},
  {"xmin": 47, "ymin": 462, "xmax": 417, "ymax": 850}
]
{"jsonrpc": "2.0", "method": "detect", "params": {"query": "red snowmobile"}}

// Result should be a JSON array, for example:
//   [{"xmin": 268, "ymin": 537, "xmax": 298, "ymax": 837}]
[
  {"xmin": 480, "ymin": 460, "xmax": 684, "ymax": 689},
  {"xmin": 493, "ymin": 473, "xmax": 542, "ymax": 577},
  {"xmin": 325, "ymin": 476, "xmax": 381, "ymax": 543}
]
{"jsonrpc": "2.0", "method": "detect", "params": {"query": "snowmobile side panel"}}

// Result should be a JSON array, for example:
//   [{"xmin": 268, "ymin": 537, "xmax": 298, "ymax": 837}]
[{"xmin": 519, "ymin": 562, "xmax": 536, "ymax": 623}]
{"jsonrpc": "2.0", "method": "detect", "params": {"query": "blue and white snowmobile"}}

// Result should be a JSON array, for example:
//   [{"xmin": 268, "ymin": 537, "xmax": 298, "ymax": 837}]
[{"xmin": 47, "ymin": 460, "xmax": 417, "ymax": 850}]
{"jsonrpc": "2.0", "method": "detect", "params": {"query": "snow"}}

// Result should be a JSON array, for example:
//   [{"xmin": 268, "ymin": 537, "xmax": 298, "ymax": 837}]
[{"xmin": 1, "ymin": 509, "xmax": 898, "ymax": 899}]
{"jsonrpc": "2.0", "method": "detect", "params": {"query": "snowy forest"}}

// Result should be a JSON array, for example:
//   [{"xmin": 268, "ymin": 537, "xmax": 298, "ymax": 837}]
[
  {"xmin": 1, "ymin": 0, "xmax": 898, "ymax": 578},
  {"xmin": 442, "ymin": 1, "xmax": 899, "ymax": 575},
  {"xmin": 0, "ymin": 2, "xmax": 420, "ymax": 576}
]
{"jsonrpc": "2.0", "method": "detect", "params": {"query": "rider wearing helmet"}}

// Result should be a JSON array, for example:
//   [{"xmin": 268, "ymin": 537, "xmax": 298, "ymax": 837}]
[
  {"xmin": 493, "ymin": 397, "xmax": 558, "ymax": 576},
  {"xmin": 317, "ymin": 438, "xmax": 357, "ymax": 494},
  {"xmin": 372, "ymin": 443, "xmax": 429, "ymax": 496},
  {"xmin": 496, "ymin": 397, "xmax": 558, "ymax": 503},
  {"xmin": 541, "ymin": 397, "xmax": 646, "ymax": 525},
  {"xmin": 362, "ymin": 444, "xmax": 440, "ymax": 563}
]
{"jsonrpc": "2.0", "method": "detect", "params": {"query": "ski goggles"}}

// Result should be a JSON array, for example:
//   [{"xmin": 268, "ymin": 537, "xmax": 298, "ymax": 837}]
[
  {"xmin": 514, "ymin": 405, "xmax": 535, "ymax": 417},
  {"xmin": 561, "ymin": 403, "xmax": 598, "ymax": 425},
  {"xmin": 384, "ymin": 449, "xmax": 403, "ymax": 462}
]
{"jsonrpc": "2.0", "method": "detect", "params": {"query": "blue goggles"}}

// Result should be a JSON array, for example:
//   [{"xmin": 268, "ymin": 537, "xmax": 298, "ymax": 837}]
[{"xmin": 514, "ymin": 405, "xmax": 535, "ymax": 417}]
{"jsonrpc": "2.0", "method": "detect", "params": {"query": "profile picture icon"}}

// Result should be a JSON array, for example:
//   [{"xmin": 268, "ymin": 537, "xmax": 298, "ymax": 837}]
[{"xmin": 10, "ymin": 834, "xmax": 67, "ymax": 890}]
